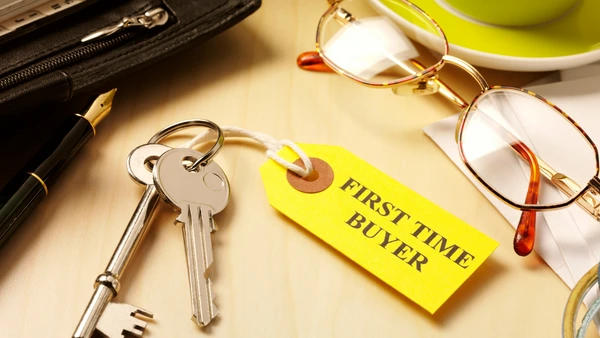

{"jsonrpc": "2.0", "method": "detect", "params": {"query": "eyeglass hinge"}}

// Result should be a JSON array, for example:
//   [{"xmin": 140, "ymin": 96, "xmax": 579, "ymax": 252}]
[
  {"xmin": 588, "ymin": 176, "xmax": 600, "ymax": 194},
  {"xmin": 391, "ymin": 78, "xmax": 440, "ymax": 97},
  {"xmin": 575, "ymin": 176, "xmax": 600, "ymax": 220},
  {"xmin": 334, "ymin": 8, "xmax": 355, "ymax": 24}
]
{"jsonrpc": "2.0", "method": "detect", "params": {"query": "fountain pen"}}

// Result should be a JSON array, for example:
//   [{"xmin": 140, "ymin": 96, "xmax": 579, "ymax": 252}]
[{"xmin": 0, "ymin": 89, "xmax": 116, "ymax": 248}]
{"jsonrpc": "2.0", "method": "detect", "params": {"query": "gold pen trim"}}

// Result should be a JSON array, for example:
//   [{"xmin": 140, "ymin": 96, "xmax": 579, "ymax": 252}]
[
  {"xmin": 74, "ymin": 113, "xmax": 94, "ymax": 135},
  {"xmin": 27, "ymin": 172, "xmax": 48, "ymax": 195},
  {"xmin": 79, "ymin": 88, "xmax": 117, "ymax": 136}
]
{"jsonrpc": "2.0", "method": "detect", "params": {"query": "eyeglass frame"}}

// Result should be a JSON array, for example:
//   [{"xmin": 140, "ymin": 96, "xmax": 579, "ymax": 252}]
[
  {"xmin": 314, "ymin": 0, "xmax": 600, "ymax": 214},
  {"xmin": 309, "ymin": 0, "xmax": 600, "ymax": 256}
]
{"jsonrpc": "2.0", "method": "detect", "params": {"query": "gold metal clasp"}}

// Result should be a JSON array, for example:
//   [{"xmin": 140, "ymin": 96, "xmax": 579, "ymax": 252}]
[
  {"xmin": 551, "ymin": 174, "xmax": 600, "ymax": 220},
  {"xmin": 334, "ymin": 7, "xmax": 355, "ymax": 24},
  {"xmin": 391, "ymin": 77, "xmax": 439, "ymax": 96},
  {"xmin": 530, "ymin": 155, "xmax": 600, "ymax": 220}
]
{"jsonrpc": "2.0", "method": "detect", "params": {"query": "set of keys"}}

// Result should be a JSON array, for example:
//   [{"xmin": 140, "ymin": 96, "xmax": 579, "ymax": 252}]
[{"xmin": 73, "ymin": 120, "xmax": 229, "ymax": 338}]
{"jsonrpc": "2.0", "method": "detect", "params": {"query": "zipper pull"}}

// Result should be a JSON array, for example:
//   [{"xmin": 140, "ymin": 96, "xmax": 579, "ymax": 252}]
[{"xmin": 81, "ymin": 8, "xmax": 169, "ymax": 43}]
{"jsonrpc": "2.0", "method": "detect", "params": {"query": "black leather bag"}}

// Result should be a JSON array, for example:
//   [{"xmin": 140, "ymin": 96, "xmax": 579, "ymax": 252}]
[
  {"xmin": 0, "ymin": 0, "xmax": 261, "ymax": 117},
  {"xmin": 0, "ymin": 0, "xmax": 260, "ymax": 187}
]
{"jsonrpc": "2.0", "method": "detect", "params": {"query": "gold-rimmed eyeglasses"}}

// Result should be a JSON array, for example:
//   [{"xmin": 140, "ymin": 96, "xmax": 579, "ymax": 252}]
[{"xmin": 298, "ymin": 0, "xmax": 600, "ymax": 257}]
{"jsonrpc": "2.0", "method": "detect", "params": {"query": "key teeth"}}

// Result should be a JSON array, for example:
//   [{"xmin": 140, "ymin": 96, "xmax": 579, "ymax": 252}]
[
  {"xmin": 191, "ymin": 278, "xmax": 218, "ymax": 327},
  {"xmin": 208, "ymin": 278, "xmax": 218, "ymax": 319},
  {"xmin": 126, "ymin": 326, "xmax": 145, "ymax": 338},
  {"xmin": 96, "ymin": 302, "xmax": 153, "ymax": 338},
  {"xmin": 132, "ymin": 307, "xmax": 154, "ymax": 319},
  {"xmin": 175, "ymin": 213, "xmax": 185, "ymax": 226},
  {"xmin": 193, "ymin": 309, "xmax": 218, "ymax": 327},
  {"xmin": 208, "ymin": 278, "xmax": 217, "ymax": 301}
]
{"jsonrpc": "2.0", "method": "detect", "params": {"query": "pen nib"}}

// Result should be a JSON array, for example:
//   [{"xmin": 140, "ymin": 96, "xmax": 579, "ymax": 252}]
[{"xmin": 82, "ymin": 88, "xmax": 117, "ymax": 130}]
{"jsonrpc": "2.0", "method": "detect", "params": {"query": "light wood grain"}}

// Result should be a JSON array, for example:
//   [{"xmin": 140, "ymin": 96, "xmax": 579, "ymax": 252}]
[{"xmin": 0, "ymin": 0, "xmax": 590, "ymax": 337}]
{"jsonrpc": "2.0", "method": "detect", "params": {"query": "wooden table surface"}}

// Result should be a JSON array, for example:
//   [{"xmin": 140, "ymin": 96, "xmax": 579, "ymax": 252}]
[{"xmin": 0, "ymin": 1, "xmax": 588, "ymax": 337}]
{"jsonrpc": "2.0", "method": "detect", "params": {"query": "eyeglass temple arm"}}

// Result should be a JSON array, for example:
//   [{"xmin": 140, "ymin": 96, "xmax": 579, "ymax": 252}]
[
  {"xmin": 476, "ymin": 113, "xmax": 542, "ymax": 255},
  {"xmin": 474, "ymin": 111, "xmax": 600, "ymax": 220},
  {"xmin": 296, "ymin": 52, "xmax": 469, "ymax": 108},
  {"xmin": 297, "ymin": 51, "xmax": 335, "ymax": 73}
]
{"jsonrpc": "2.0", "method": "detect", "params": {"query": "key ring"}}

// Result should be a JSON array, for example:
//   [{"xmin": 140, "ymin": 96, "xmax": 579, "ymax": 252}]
[
  {"xmin": 563, "ymin": 262, "xmax": 600, "ymax": 337},
  {"xmin": 148, "ymin": 119, "xmax": 224, "ymax": 170}
]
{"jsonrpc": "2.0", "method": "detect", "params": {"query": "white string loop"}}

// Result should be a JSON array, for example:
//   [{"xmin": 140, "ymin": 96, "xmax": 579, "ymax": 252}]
[{"xmin": 180, "ymin": 126, "xmax": 313, "ymax": 178}]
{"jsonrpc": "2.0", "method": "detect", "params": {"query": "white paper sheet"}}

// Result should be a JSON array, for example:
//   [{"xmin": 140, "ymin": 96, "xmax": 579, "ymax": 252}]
[
  {"xmin": 561, "ymin": 61, "xmax": 600, "ymax": 82},
  {"xmin": 323, "ymin": 17, "xmax": 418, "ymax": 81},
  {"xmin": 424, "ymin": 75, "xmax": 600, "ymax": 308}
]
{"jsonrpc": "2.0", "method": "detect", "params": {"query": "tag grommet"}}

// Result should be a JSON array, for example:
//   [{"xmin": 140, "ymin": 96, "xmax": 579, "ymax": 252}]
[{"xmin": 286, "ymin": 157, "xmax": 334, "ymax": 193}]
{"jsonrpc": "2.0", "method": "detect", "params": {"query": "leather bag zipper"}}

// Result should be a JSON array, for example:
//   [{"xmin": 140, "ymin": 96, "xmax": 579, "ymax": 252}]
[{"xmin": 0, "ymin": 7, "xmax": 169, "ymax": 92}]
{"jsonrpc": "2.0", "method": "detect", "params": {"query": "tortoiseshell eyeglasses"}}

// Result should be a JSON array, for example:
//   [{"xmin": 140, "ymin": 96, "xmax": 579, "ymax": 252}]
[{"xmin": 298, "ymin": 0, "xmax": 600, "ymax": 257}]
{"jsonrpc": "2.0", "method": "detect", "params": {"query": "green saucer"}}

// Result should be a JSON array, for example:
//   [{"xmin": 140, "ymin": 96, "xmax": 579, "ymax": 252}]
[{"xmin": 371, "ymin": 0, "xmax": 600, "ymax": 71}]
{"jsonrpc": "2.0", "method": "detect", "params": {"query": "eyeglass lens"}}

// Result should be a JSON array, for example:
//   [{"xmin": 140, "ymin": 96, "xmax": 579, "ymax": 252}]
[
  {"xmin": 318, "ymin": 0, "xmax": 446, "ymax": 85},
  {"xmin": 460, "ymin": 89, "xmax": 596, "ymax": 207}
]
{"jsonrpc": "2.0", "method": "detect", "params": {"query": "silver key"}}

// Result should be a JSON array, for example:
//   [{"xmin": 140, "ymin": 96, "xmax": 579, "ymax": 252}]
[
  {"xmin": 153, "ymin": 147, "xmax": 230, "ymax": 326},
  {"xmin": 73, "ymin": 143, "xmax": 171, "ymax": 338}
]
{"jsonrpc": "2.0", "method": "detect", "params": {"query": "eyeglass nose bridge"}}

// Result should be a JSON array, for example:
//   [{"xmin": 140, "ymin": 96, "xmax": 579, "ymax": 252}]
[{"xmin": 441, "ymin": 55, "xmax": 489, "ymax": 92}]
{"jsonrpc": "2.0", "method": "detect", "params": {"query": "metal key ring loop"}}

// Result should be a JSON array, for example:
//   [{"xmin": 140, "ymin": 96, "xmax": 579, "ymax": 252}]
[
  {"xmin": 563, "ymin": 263, "xmax": 600, "ymax": 338},
  {"xmin": 148, "ymin": 119, "xmax": 224, "ymax": 169}
]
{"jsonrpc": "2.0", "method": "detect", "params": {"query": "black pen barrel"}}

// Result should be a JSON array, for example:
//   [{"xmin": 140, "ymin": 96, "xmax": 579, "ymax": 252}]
[
  {"xmin": 32, "ymin": 115, "xmax": 94, "ymax": 182},
  {"xmin": 0, "ymin": 172, "xmax": 47, "ymax": 247},
  {"xmin": 0, "ymin": 88, "xmax": 115, "ymax": 248},
  {"xmin": 0, "ymin": 116, "xmax": 94, "ymax": 247}
]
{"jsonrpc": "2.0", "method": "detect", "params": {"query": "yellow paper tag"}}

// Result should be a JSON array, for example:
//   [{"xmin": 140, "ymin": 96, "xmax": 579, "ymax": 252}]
[{"xmin": 260, "ymin": 144, "xmax": 498, "ymax": 314}]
